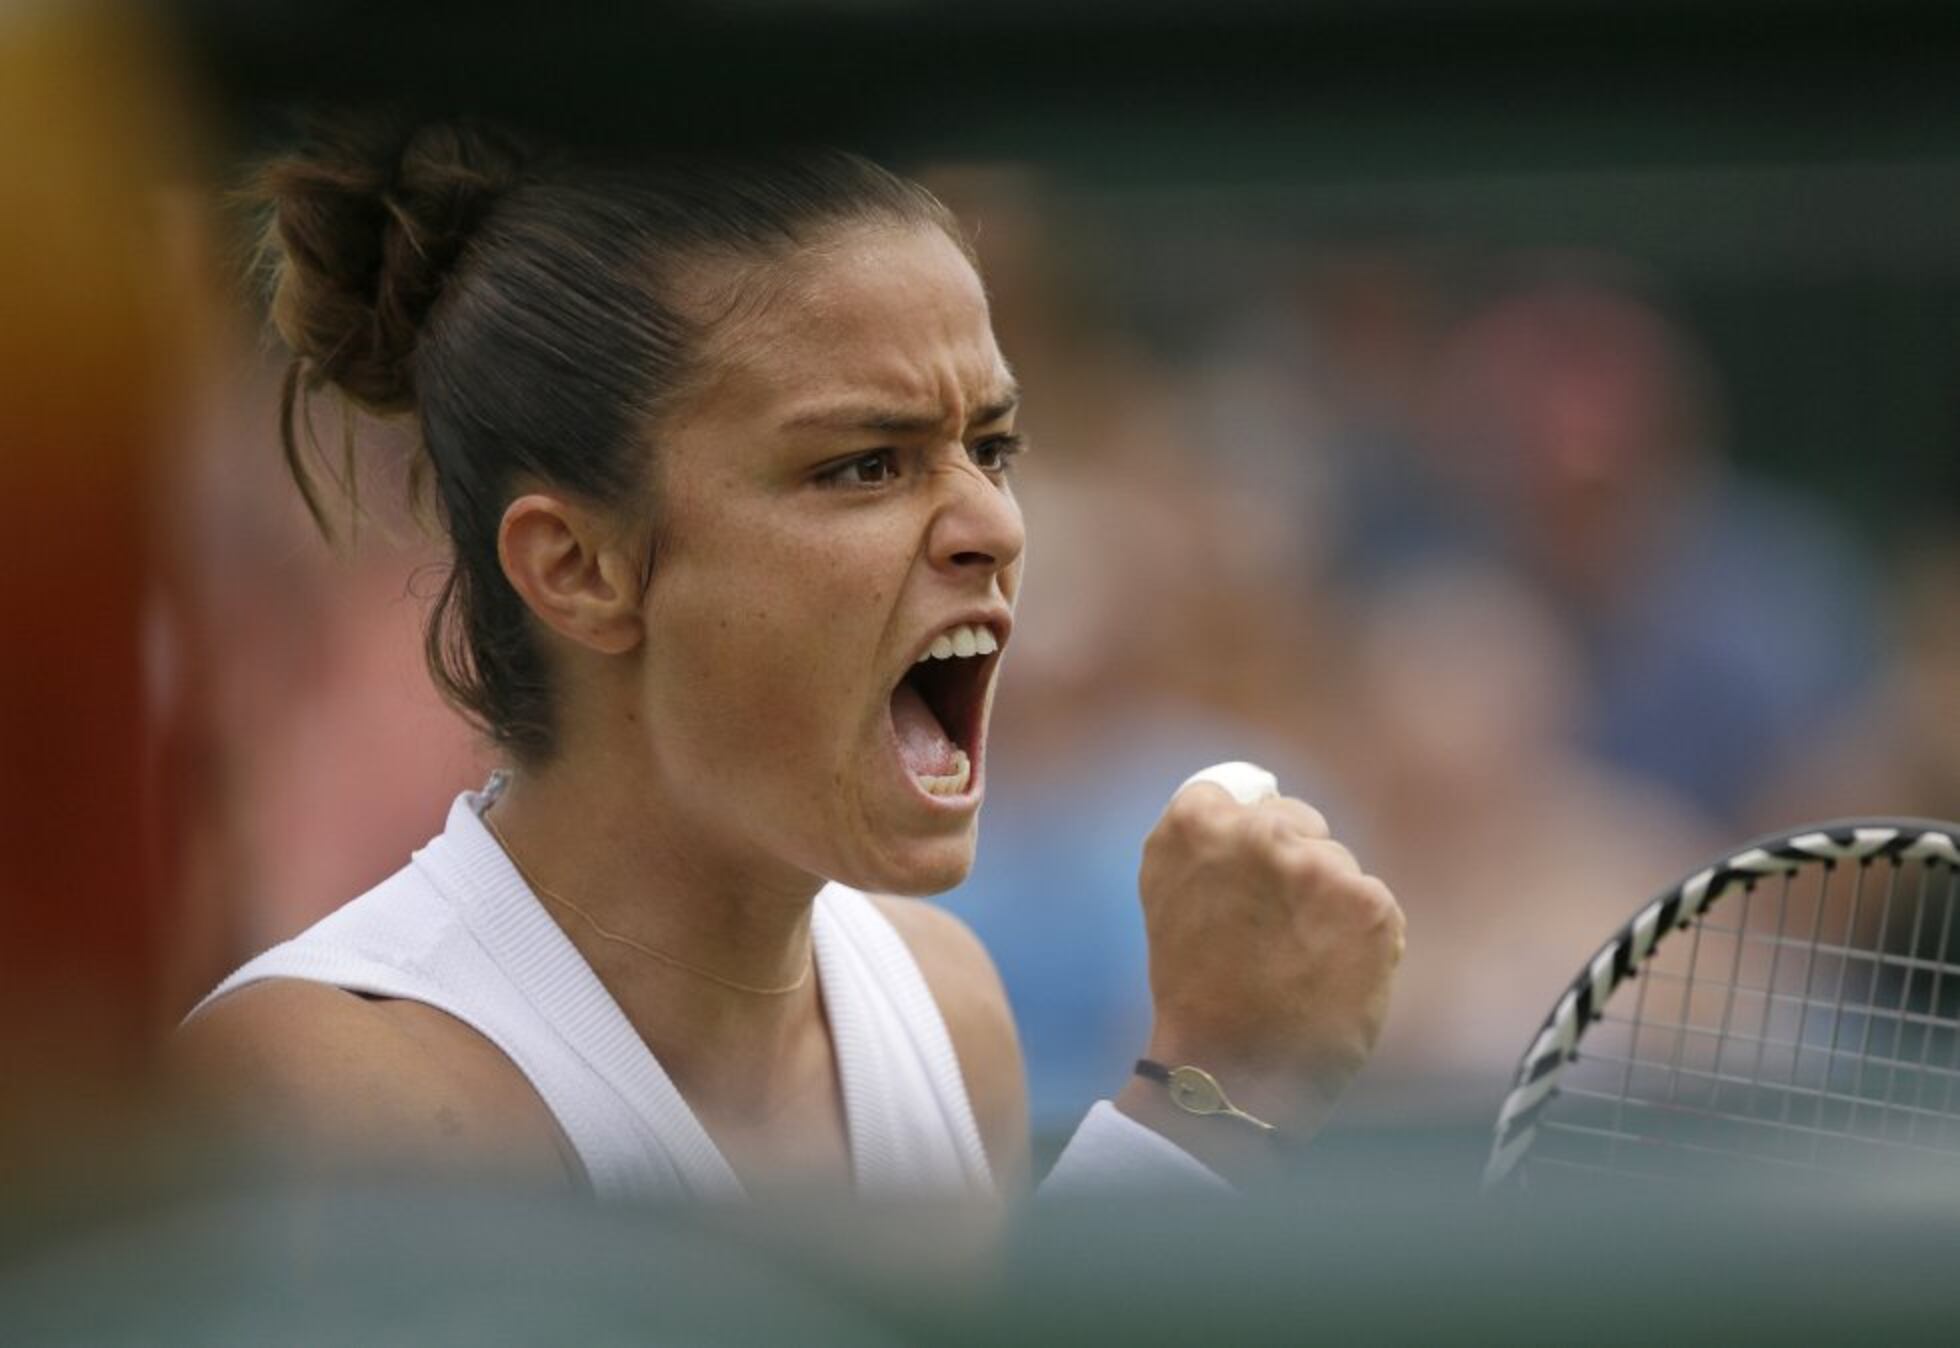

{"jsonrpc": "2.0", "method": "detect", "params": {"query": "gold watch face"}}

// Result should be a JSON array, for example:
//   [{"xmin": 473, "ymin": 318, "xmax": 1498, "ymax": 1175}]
[{"xmin": 1166, "ymin": 1066, "xmax": 1227, "ymax": 1115}]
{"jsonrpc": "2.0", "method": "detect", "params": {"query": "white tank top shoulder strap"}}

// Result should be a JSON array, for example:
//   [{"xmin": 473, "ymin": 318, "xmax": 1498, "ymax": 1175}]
[
  {"xmin": 192, "ymin": 787, "xmax": 742, "ymax": 1201},
  {"xmin": 811, "ymin": 884, "xmax": 994, "ymax": 1196},
  {"xmin": 190, "ymin": 780, "xmax": 993, "ymax": 1200}
]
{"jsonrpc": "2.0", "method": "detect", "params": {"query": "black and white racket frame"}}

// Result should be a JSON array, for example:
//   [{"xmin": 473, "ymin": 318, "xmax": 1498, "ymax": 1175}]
[{"xmin": 1485, "ymin": 818, "xmax": 1960, "ymax": 1189}]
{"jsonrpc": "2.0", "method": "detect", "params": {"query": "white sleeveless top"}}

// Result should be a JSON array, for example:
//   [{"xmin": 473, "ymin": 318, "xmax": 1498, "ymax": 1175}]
[{"xmin": 193, "ymin": 785, "xmax": 995, "ymax": 1202}]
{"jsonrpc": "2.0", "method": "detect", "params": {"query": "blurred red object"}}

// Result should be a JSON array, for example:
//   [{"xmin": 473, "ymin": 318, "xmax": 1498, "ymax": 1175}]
[{"xmin": 0, "ymin": 6, "xmax": 200, "ymax": 1110}]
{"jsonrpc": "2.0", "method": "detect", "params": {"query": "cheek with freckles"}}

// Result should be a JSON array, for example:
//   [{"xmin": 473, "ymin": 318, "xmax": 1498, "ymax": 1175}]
[{"xmin": 643, "ymin": 516, "xmax": 904, "ymax": 831}]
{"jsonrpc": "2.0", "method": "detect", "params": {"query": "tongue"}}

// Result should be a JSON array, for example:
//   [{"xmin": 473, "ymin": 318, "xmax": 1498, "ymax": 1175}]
[{"xmin": 891, "ymin": 680, "xmax": 962, "ymax": 776}]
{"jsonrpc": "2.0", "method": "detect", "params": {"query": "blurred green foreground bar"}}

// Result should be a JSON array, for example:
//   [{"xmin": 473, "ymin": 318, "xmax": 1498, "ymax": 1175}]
[{"xmin": 4, "ymin": 1129, "xmax": 1959, "ymax": 1345}]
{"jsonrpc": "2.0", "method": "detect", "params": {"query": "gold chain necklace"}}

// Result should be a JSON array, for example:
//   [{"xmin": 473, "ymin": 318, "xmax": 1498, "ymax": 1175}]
[{"xmin": 480, "ymin": 809, "xmax": 813, "ymax": 997}]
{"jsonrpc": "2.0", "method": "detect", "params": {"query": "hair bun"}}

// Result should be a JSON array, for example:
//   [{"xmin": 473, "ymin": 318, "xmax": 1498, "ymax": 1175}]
[{"xmin": 258, "ymin": 117, "xmax": 528, "ymax": 414}]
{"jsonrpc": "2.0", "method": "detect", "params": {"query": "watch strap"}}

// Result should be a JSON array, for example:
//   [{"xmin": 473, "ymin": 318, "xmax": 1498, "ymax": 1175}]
[{"xmin": 1134, "ymin": 1058, "xmax": 1278, "ymax": 1134}]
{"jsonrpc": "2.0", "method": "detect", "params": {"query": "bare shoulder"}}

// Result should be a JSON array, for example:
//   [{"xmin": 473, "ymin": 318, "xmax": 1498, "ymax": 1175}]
[
  {"xmin": 867, "ymin": 898, "xmax": 1017, "ymax": 1058},
  {"xmin": 173, "ymin": 979, "xmax": 575, "ymax": 1185},
  {"xmin": 869, "ymin": 896, "xmax": 1030, "ymax": 1192}
]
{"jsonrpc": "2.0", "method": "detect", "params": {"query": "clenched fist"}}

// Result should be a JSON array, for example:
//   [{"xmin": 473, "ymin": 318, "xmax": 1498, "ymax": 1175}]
[{"xmin": 1118, "ymin": 768, "xmax": 1405, "ymax": 1169}]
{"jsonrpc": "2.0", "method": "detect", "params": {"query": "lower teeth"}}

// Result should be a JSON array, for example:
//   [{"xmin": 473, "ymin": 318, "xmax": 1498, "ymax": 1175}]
[{"xmin": 916, "ymin": 749, "xmax": 971, "ymax": 797}]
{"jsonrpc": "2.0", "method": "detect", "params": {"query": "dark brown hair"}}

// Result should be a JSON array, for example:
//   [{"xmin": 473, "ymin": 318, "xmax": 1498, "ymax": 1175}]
[{"xmin": 257, "ymin": 118, "xmax": 960, "ymax": 763}]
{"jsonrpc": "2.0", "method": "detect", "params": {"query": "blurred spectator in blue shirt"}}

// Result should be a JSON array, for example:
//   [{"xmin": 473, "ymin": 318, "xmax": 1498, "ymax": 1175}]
[{"xmin": 1420, "ymin": 260, "xmax": 1880, "ymax": 824}]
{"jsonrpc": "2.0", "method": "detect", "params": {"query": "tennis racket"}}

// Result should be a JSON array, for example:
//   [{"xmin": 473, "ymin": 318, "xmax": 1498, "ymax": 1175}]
[{"xmin": 1485, "ymin": 818, "xmax": 1960, "ymax": 1190}]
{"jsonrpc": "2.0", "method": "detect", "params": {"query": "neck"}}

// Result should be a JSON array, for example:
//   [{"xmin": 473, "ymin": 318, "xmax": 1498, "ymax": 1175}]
[{"xmin": 483, "ymin": 753, "xmax": 830, "ymax": 1113}]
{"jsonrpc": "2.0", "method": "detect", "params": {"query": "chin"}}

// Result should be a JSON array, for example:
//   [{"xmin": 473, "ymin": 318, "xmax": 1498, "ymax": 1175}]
[{"xmin": 840, "ymin": 828, "xmax": 979, "ymax": 899}]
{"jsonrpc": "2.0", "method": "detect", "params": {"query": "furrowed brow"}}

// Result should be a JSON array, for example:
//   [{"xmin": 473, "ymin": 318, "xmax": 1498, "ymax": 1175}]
[
  {"xmin": 780, "ymin": 406, "xmax": 935, "ymax": 435},
  {"xmin": 972, "ymin": 388, "xmax": 1021, "ymax": 426},
  {"xmin": 781, "ymin": 385, "xmax": 1021, "ymax": 436}
]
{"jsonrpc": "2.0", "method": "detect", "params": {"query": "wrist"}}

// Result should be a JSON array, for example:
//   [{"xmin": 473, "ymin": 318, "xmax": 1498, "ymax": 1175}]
[
  {"xmin": 1138, "ymin": 1032, "xmax": 1345, "ymax": 1136},
  {"xmin": 1133, "ymin": 1059, "xmax": 1279, "ymax": 1134},
  {"xmin": 1114, "ymin": 1055, "xmax": 1331, "ymax": 1189}
]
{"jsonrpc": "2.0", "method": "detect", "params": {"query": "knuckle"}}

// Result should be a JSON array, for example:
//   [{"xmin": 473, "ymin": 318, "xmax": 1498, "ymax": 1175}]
[
  {"xmin": 1162, "ymin": 788, "xmax": 1226, "ymax": 837},
  {"xmin": 1362, "ymin": 878, "xmax": 1406, "ymax": 930},
  {"xmin": 1359, "ymin": 873, "xmax": 1396, "ymax": 907},
  {"xmin": 1283, "ymin": 798, "xmax": 1331, "ymax": 837},
  {"xmin": 1260, "ymin": 811, "xmax": 1306, "ymax": 856},
  {"xmin": 1146, "ymin": 815, "xmax": 1195, "ymax": 860},
  {"xmin": 1277, "ymin": 841, "xmax": 1328, "ymax": 885},
  {"xmin": 1275, "ymin": 839, "xmax": 1362, "ymax": 890}
]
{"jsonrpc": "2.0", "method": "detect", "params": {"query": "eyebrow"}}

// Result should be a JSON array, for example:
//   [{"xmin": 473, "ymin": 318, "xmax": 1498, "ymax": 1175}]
[{"xmin": 780, "ymin": 387, "xmax": 1021, "ymax": 435}]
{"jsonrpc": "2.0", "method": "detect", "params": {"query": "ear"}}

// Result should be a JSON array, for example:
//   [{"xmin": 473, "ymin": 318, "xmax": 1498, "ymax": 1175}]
[{"xmin": 496, "ymin": 492, "xmax": 646, "ymax": 656}]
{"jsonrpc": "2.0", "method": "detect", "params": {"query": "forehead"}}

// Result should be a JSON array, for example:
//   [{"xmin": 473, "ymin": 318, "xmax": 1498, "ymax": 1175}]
[{"xmin": 691, "ymin": 224, "xmax": 1011, "ymax": 426}]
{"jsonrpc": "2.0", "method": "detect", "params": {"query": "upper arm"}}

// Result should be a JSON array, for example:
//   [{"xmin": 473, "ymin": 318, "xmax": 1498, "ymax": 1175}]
[
  {"xmin": 871, "ymin": 897, "xmax": 1030, "ymax": 1194},
  {"xmin": 171, "ymin": 979, "xmax": 575, "ymax": 1185}
]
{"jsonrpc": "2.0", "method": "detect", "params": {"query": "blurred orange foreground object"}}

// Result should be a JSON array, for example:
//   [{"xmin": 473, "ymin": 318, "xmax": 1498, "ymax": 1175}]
[{"xmin": 0, "ymin": 7, "xmax": 198, "ymax": 1112}]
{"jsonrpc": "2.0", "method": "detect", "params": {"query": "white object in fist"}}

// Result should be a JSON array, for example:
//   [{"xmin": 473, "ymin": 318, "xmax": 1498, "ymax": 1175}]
[{"xmin": 1177, "ymin": 760, "xmax": 1280, "ymax": 808}]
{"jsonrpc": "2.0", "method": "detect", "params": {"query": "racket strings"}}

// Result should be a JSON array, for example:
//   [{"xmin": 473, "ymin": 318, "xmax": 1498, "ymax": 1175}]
[{"xmin": 1525, "ymin": 854, "xmax": 1960, "ymax": 1186}]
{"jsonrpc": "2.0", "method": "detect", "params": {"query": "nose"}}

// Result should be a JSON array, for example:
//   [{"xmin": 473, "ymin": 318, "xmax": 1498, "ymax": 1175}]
[{"xmin": 927, "ymin": 457, "xmax": 1026, "ymax": 581}]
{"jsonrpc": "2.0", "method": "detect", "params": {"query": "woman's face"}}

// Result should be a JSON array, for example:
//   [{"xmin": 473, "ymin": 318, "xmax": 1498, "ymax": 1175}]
[{"xmin": 635, "ymin": 224, "xmax": 1025, "ymax": 897}]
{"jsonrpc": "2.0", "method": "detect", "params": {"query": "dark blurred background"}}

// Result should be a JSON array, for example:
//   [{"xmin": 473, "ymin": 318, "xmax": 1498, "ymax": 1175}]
[{"xmin": 6, "ymin": 0, "xmax": 1959, "ymax": 1227}]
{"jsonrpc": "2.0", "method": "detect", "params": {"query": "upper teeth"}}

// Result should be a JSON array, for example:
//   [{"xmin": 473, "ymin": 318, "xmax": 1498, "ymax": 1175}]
[{"xmin": 918, "ymin": 623, "xmax": 998, "ymax": 663}]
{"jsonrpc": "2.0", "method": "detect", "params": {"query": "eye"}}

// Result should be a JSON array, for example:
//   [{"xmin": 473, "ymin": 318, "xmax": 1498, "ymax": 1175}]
[
  {"xmin": 819, "ymin": 449, "xmax": 899, "ymax": 487},
  {"xmin": 969, "ymin": 433, "xmax": 1027, "ymax": 474}
]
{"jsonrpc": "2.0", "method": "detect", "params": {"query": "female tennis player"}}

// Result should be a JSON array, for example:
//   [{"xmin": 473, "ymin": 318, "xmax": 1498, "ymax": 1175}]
[{"xmin": 176, "ymin": 120, "xmax": 1405, "ymax": 1199}]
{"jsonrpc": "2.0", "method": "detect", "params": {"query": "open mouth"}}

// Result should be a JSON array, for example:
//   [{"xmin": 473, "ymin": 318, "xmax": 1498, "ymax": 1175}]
[{"xmin": 889, "ymin": 621, "xmax": 1001, "ymax": 800}]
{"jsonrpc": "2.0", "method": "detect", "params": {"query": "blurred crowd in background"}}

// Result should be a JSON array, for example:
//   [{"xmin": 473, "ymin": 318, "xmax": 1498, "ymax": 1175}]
[
  {"xmin": 927, "ymin": 167, "xmax": 1956, "ymax": 1136},
  {"xmin": 8, "ymin": 6, "xmax": 1957, "ymax": 1174}
]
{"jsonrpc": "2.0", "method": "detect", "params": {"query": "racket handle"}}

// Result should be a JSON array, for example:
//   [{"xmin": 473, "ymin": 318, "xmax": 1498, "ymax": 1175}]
[{"xmin": 1176, "ymin": 761, "xmax": 1279, "ymax": 808}]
